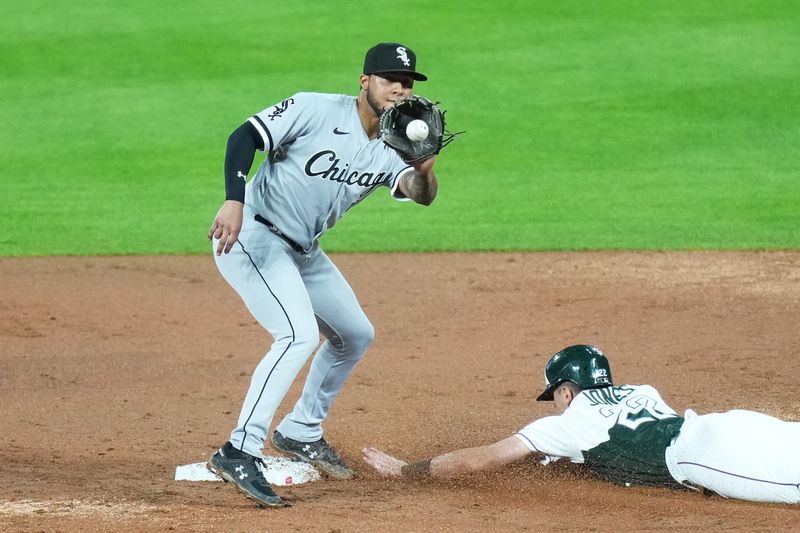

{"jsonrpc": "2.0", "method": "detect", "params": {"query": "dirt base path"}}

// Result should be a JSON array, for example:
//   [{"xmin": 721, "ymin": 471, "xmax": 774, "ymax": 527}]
[{"xmin": 1, "ymin": 252, "xmax": 798, "ymax": 531}]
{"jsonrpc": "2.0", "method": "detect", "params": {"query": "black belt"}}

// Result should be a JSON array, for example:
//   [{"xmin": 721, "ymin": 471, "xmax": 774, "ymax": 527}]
[{"xmin": 254, "ymin": 215, "xmax": 305, "ymax": 253}]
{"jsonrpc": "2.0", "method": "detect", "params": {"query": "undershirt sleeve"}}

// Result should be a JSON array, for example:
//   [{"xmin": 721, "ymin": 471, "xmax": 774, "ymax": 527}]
[
  {"xmin": 224, "ymin": 121, "xmax": 264, "ymax": 203},
  {"xmin": 390, "ymin": 166, "xmax": 414, "ymax": 201}
]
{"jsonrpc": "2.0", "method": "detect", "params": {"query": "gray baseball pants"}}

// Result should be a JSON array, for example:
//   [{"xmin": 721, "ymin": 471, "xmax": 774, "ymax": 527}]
[{"xmin": 212, "ymin": 210, "xmax": 374, "ymax": 456}]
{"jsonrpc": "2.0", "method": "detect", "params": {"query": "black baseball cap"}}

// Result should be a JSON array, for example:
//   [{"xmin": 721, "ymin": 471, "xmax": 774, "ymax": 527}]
[{"xmin": 363, "ymin": 42, "xmax": 428, "ymax": 81}]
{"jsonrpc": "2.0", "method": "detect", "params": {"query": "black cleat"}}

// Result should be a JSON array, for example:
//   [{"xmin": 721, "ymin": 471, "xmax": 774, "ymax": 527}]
[
  {"xmin": 208, "ymin": 442, "xmax": 285, "ymax": 508},
  {"xmin": 270, "ymin": 430, "xmax": 353, "ymax": 480}
]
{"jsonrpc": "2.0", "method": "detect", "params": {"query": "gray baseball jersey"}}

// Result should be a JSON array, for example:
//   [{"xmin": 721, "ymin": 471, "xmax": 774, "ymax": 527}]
[
  {"xmin": 246, "ymin": 92, "xmax": 413, "ymax": 251},
  {"xmin": 213, "ymin": 90, "xmax": 428, "ymax": 458}
]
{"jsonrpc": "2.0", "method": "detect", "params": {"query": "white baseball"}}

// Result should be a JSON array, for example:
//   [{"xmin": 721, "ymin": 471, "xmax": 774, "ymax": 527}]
[{"xmin": 406, "ymin": 119, "xmax": 429, "ymax": 142}]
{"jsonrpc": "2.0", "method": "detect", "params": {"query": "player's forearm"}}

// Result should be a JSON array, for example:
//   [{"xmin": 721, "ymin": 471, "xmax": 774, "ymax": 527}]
[
  {"xmin": 401, "ymin": 169, "xmax": 438, "ymax": 206},
  {"xmin": 402, "ymin": 446, "xmax": 498, "ymax": 478}
]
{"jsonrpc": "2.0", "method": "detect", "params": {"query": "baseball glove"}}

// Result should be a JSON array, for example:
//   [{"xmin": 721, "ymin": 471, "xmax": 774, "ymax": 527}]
[{"xmin": 379, "ymin": 96, "xmax": 458, "ymax": 165}]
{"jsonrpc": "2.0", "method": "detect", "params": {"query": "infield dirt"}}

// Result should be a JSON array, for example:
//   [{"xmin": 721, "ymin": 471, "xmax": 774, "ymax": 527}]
[{"xmin": 1, "ymin": 252, "xmax": 798, "ymax": 531}]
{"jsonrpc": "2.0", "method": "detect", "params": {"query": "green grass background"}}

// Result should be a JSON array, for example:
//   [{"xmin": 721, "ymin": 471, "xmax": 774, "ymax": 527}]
[{"xmin": 1, "ymin": 0, "xmax": 798, "ymax": 255}]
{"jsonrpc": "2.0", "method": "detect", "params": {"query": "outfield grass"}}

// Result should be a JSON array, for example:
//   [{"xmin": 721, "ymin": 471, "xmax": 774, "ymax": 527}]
[{"xmin": 1, "ymin": 0, "xmax": 798, "ymax": 255}]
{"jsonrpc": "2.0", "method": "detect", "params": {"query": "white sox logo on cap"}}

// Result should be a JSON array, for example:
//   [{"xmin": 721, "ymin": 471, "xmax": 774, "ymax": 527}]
[
  {"xmin": 363, "ymin": 42, "xmax": 428, "ymax": 81},
  {"xmin": 396, "ymin": 46, "xmax": 410, "ymax": 67}
]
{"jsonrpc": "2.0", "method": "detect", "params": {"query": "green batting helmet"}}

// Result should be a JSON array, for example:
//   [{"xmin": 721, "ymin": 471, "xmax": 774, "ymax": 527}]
[{"xmin": 536, "ymin": 345, "xmax": 613, "ymax": 401}]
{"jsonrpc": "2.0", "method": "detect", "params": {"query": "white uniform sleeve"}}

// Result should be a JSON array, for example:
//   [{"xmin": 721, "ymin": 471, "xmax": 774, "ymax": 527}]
[
  {"xmin": 248, "ymin": 92, "xmax": 319, "ymax": 154},
  {"xmin": 514, "ymin": 415, "xmax": 586, "ymax": 463}
]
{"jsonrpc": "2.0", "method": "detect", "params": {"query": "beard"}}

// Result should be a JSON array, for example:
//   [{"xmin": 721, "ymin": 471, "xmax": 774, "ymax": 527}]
[{"xmin": 365, "ymin": 84, "xmax": 384, "ymax": 117}]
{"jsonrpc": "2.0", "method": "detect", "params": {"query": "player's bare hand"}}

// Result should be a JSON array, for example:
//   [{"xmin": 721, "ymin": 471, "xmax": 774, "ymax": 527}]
[
  {"xmin": 361, "ymin": 447, "xmax": 406, "ymax": 476},
  {"xmin": 413, "ymin": 155, "xmax": 436, "ymax": 176},
  {"xmin": 209, "ymin": 200, "xmax": 244, "ymax": 256}
]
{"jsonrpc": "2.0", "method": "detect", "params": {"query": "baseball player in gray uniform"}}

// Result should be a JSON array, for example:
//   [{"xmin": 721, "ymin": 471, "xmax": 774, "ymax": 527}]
[
  {"xmin": 206, "ymin": 42, "xmax": 440, "ymax": 507},
  {"xmin": 363, "ymin": 345, "xmax": 800, "ymax": 504}
]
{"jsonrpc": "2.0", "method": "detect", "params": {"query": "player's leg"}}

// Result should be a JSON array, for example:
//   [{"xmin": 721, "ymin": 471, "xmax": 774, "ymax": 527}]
[
  {"xmin": 275, "ymin": 248, "xmax": 374, "ymax": 442},
  {"xmin": 666, "ymin": 409, "xmax": 800, "ymax": 503},
  {"xmin": 213, "ymin": 217, "xmax": 321, "ymax": 457}
]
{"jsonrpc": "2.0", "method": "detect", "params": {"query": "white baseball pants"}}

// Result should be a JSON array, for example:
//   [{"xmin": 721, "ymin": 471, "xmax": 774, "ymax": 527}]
[{"xmin": 666, "ymin": 408, "xmax": 800, "ymax": 503}]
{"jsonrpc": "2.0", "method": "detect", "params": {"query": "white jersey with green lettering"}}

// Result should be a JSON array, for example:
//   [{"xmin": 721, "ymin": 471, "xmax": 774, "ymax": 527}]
[
  {"xmin": 515, "ymin": 384, "xmax": 800, "ymax": 503},
  {"xmin": 516, "ymin": 384, "xmax": 683, "ymax": 487}
]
